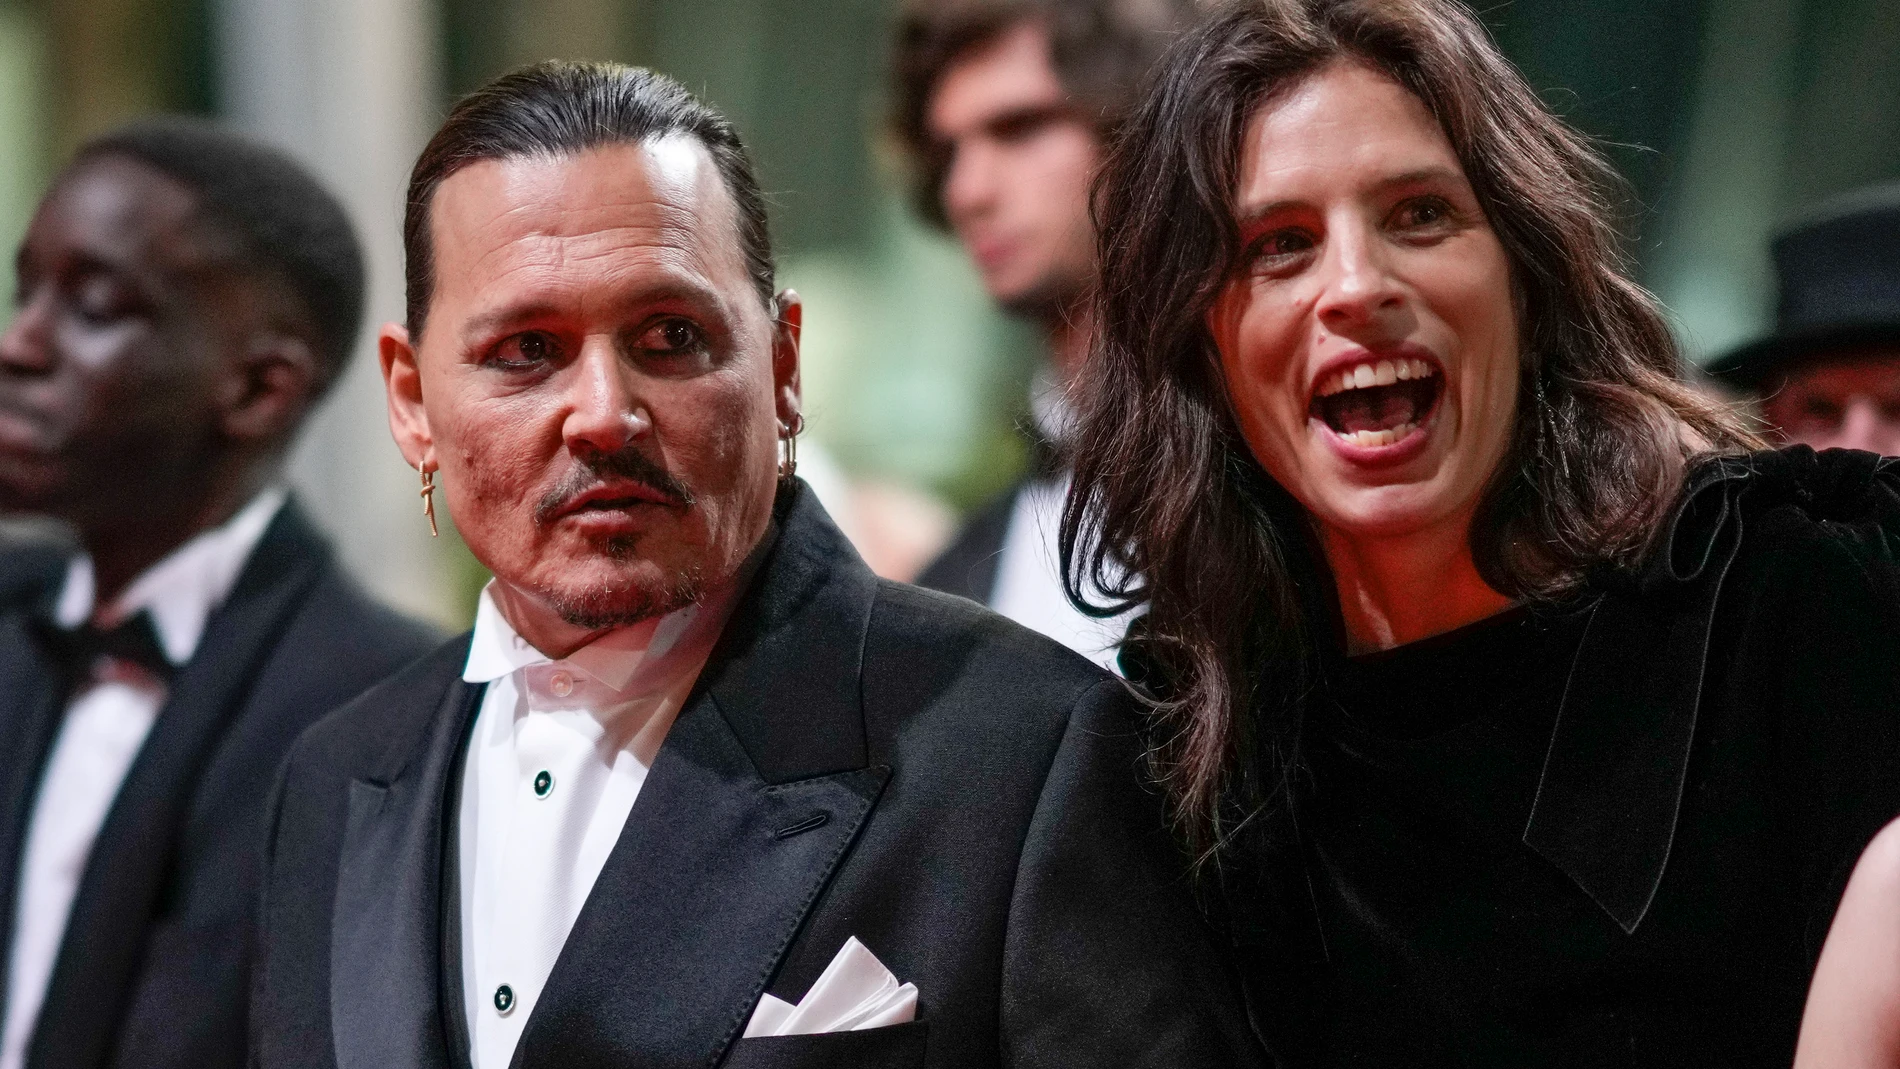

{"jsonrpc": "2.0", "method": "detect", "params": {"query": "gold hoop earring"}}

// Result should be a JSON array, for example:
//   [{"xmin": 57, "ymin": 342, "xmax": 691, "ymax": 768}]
[
  {"xmin": 418, "ymin": 463, "xmax": 439, "ymax": 538},
  {"xmin": 778, "ymin": 414, "xmax": 805, "ymax": 479}
]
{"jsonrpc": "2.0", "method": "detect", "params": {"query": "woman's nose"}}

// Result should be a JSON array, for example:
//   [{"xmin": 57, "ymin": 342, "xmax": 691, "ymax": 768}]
[
  {"xmin": 1314, "ymin": 228, "xmax": 1405, "ymax": 334},
  {"xmin": 561, "ymin": 342, "xmax": 650, "ymax": 454}
]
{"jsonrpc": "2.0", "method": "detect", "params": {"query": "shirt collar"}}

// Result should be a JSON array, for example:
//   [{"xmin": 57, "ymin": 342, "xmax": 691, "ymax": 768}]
[
  {"xmin": 1028, "ymin": 364, "xmax": 1076, "ymax": 448},
  {"xmin": 461, "ymin": 580, "xmax": 726, "ymax": 696},
  {"xmin": 53, "ymin": 487, "xmax": 288, "ymax": 666}
]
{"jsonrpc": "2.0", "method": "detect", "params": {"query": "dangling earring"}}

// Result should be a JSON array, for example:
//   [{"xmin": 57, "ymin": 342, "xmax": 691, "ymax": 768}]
[
  {"xmin": 418, "ymin": 463, "xmax": 439, "ymax": 537},
  {"xmin": 778, "ymin": 413, "xmax": 805, "ymax": 479}
]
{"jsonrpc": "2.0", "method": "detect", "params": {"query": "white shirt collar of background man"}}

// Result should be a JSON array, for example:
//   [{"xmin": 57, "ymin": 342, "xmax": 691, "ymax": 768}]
[{"xmin": 52, "ymin": 486, "xmax": 289, "ymax": 667}]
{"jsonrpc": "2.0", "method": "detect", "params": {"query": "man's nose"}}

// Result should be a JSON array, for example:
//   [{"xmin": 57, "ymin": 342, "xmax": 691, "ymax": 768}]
[
  {"xmin": 1836, "ymin": 397, "xmax": 1900, "ymax": 456},
  {"xmin": 561, "ymin": 341, "xmax": 650, "ymax": 454},
  {"xmin": 1313, "ymin": 224, "xmax": 1405, "ymax": 337},
  {"xmin": 0, "ymin": 288, "xmax": 56, "ymax": 374},
  {"xmin": 941, "ymin": 140, "xmax": 1000, "ymax": 227}
]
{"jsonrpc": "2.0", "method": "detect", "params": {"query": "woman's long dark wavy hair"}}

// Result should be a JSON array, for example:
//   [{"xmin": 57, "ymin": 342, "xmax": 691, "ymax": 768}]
[{"xmin": 1061, "ymin": 0, "xmax": 1761, "ymax": 866}]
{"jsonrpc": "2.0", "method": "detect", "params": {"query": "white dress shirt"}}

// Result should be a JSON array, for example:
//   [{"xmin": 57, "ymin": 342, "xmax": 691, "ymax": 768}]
[
  {"xmin": 990, "ymin": 473, "xmax": 1139, "ymax": 675},
  {"xmin": 457, "ymin": 581, "xmax": 735, "ymax": 1069},
  {"xmin": 0, "ymin": 487, "xmax": 285, "ymax": 1069},
  {"xmin": 988, "ymin": 369, "xmax": 1140, "ymax": 676}
]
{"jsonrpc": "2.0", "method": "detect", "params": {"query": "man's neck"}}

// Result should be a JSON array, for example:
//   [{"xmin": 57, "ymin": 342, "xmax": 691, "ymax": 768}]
[
  {"xmin": 487, "ymin": 582, "xmax": 628, "ymax": 662},
  {"xmin": 1042, "ymin": 302, "xmax": 1094, "ymax": 389},
  {"xmin": 78, "ymin": 465, "xmax": 272, "ymax": 611}
]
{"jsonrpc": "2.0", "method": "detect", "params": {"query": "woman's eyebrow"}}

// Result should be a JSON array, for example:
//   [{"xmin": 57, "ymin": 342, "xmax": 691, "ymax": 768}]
[
  {"xmin": 1371, "ymin": 166, "xmax": 1468, "ymax": 194},
  {"xmin": 1236, "ymin": 199, "xmax": 1304, "ymax": 228},
  {"xmin": 1236, "ymin": 165, "xmax": 1470, "ymax": 226}
]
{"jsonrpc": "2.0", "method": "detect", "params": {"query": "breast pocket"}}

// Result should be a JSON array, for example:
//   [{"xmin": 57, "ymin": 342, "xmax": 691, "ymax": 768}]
[{"xmin": 720, "ymin": 1021, "xmax": 927, "ymax": 1069}]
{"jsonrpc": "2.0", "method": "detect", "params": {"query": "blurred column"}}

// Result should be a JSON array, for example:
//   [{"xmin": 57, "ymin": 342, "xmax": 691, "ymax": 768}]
[
  {"xmin": 213, "ymin": 0, "xmax": 460, "ymax": 625},
  {"xmin": 0, "ymin": 2, "xmax": 46, "ymax": 317},
  {"xmin": 1649, "ymin": 0, "xmax": 1803, "ymax": 361}
]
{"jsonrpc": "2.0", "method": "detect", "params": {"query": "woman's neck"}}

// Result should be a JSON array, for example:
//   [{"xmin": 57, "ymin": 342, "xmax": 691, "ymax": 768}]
[{"xmin": 1319, "ymin": 514, "xmax": 1515, "ymax": 655}]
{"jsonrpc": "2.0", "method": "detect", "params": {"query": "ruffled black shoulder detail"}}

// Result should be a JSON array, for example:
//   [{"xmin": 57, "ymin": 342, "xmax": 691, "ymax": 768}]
[{"xmin": 1631, "ymin": 446, "xmax": 1900, "ymax": 594}]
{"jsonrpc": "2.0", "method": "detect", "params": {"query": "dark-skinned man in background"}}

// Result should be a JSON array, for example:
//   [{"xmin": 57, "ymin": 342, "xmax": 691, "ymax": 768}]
[{"xmin": 0, "ymin": 118, "xmax": 437, "ymax": 1069}]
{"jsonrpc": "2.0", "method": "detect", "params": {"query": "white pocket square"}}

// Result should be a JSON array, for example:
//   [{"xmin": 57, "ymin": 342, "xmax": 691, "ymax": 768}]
[{"xmin": 742, "ymin": 936, "xmax": 919, "ymax": 1038}]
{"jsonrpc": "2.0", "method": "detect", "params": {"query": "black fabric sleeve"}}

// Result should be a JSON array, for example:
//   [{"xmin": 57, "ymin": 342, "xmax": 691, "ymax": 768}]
[
  {"xmin": 1752, "ymin": 516, "xmax": 1900, "ymax": 962},
  {"xmin": 247, "ymin": 754, "xmax": 292, "ymax": 1069},
  {"xmin": 1000, "ymin": 678, "xmax": 1267, "ymax": 1069}
]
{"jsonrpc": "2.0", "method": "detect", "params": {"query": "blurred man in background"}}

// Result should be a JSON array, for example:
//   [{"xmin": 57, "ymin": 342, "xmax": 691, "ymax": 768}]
[
  {"xmin": 0, "ymin": 118, "xmax": 436, "ymax": 1069},
  {"xmin": 894, "ymin": 0, "xmax": 1200, "ymax": 671},
  {"xmin": 1707, "ymin": 184, "xmax": 1900, "ymax": 456}
]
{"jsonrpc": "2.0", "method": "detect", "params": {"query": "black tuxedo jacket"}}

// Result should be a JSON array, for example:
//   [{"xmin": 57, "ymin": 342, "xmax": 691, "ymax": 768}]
[
  {"xmin": 0, "ymin": 500, "xmax": 439, "ymax": 1069},
  {"xmin": 915, "ymin": 483, "xmax": 1018, "ymax": 606},
  {"xmin": 253, "ymin": 482, "xmax": 1261, "ymax": 1069}
]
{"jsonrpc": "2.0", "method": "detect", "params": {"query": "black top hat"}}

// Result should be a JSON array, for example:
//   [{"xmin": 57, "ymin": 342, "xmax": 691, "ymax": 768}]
[{"xmin": 1705, "ymin": 182, "xmax": 1900, "ymax": 390}]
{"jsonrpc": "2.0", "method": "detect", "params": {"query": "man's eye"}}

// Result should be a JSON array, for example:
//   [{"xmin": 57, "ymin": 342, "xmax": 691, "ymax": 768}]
[
  {"xmin": 638, "ymin": 318, "xmax": 702, "ymax": 354},
  {"xmin": 1799, "ymin": 398, "xmax": 1844, "ymax": 427},
  {"xmin": 70, "ymin": 276, "xmax": 134, "ymax": 323},
  {"xmin": 491, "ymin": 331, "xmax": 561, "ymax": 367}
]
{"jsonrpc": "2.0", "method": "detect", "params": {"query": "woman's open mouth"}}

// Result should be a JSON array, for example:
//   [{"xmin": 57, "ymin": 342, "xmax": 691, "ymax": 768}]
[{"xmin": 1309, "ymin": 356, "xmax": 1443, "ymax": 450}]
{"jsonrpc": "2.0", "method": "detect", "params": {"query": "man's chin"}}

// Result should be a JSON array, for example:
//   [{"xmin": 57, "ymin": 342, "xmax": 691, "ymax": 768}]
[
  {"xmin": 995, "ymin": 274, "xmax": 1086, "ymax": 326},
  {"xmin": 541, "ymin": 563, "xmax": 704, "ymax": 631}
]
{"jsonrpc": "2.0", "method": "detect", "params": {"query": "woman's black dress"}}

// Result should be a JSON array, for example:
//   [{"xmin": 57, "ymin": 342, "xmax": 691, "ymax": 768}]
[{"xmin": 1224, "ymin": 447, "xmax": 1900, "ymax": 1068}]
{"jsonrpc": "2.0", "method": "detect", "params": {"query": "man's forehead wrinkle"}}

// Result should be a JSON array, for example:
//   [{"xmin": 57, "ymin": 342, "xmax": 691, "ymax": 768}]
[
  {"xmin": 36, "ymin": 173, "xmax": 238, "ymax": 294},
  {"xmin": 459, "ymin": 219, "xmax": 713, "ymax": 292},
  {"xmin": 433, "ymin": 138, "xmax": 761, "ymax": 335}
]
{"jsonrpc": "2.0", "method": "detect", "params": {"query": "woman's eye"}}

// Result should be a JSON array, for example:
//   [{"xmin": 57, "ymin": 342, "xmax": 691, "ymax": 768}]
[
  {"xmin": 1392, "ymin": 196, "xmax": 1459, "ymax": 233},
  {"xmin": 1247, "ymin": 229, "xmax": 1316, "ymax": 272},
  {"xmin": 491, "ymin": 331, "xmax": 561, "ymax": 367},
  {"xmin": 638, "ymin": 318, "xmax": 703, "ymax": 354}
]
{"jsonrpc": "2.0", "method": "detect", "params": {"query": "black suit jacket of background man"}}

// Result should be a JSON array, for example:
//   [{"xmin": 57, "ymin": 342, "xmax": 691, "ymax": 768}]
[
  {"xmin": 0, "ymin": 499, "xmax": 439, "ymax": 1069},
  {"xmin": 252, "ymin": 481, "xmax": 1263, "ymax": 1069}
]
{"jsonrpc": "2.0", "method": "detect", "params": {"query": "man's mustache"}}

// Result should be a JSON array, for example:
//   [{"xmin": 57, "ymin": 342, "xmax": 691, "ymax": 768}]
[{"xmin": 533, "ymin": 448, "xmax": 695, "ymax": 524}]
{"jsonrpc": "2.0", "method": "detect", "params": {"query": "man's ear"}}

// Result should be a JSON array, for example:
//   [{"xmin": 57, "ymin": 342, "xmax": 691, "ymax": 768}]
[
  {"xmin": 221, "ymin": 333, "xmax": 319, "ymax": 444},
  {"xmin": 380, "ymin": 322, "xmax": 434, "ymax": 470},
  {"xmin": 772, "ymin": 288, "xmax": 803, "ymax": 428}
]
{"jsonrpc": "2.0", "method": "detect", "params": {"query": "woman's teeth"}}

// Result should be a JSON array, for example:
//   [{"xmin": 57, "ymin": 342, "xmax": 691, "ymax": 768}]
[
  {"xmin": 1316, "ymin": 357, "xmax": 1436, "ymax": 398},
  {"xmin": 1340, "ymin": 422, "xmax": 1419, "ymax": 448}
]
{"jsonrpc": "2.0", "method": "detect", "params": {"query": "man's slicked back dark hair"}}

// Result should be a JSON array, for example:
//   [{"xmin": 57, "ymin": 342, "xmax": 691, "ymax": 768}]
[
  {"xmin": 404, "ymin": 60, "xmax": 776, "ymax": 339},
  {"xmin": 892, "ymin": 0, "xmax": 1205, "ymax": 228},
  {"xmin": 78, "ymin": 117, "xmax": 366, "ymax": 389}
]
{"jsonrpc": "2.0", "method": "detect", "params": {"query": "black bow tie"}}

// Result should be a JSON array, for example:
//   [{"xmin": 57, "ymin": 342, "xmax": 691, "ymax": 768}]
[{"xmin": 29, "ymin": 611, "xmax": 177, "ymax": 684}]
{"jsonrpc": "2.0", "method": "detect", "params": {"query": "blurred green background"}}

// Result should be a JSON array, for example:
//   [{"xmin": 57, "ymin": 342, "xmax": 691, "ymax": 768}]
[{"xmin": 0, "ymin": 0, "xmax": 1891, "ymax": 623}]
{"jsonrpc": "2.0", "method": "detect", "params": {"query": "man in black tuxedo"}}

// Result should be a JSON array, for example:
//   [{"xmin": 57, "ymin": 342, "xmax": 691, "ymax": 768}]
[
  {"xmin": 0, "ymin": 119, "xmax": 438, "ymax": 1069},
  {"xmin": 251, "ymin": 62, "xmax": 1260, "ymax": 1069}
]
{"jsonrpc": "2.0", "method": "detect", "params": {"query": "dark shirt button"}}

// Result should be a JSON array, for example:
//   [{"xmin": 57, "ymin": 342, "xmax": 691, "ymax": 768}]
[
  {"xmin": 494, "ymin": 984, "xmax": 515, "ymax": 1014},
  {"xmin": 533, "ymin": 770, "xmax": 553, "ymax": 798}
]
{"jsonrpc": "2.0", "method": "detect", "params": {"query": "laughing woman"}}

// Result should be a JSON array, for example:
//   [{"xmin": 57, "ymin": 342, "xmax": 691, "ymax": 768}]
[{"xmin": 1062, "ymin": 1, "xmax": 1900, "ymax": 1066}]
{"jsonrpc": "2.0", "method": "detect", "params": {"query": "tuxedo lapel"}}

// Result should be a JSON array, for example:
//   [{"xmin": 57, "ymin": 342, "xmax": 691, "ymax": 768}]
[
  {"xmin": 329, "ymin": 647, "xmax": 480, "ymax": 1069},
  {"xmin": 26, "ymin": 503, "xmax": 331, "ymax": 1069},
  {"xmin": 0, "ymin": 611, "xmax": 65, "ymax": 1016},
  {"xmin": 512, "ymin": 482, "xmax": 892, "ymax": 1069},
  {"xmin": 513, "ymin": 696, "xmax": 887, "ymax": 1069}
]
